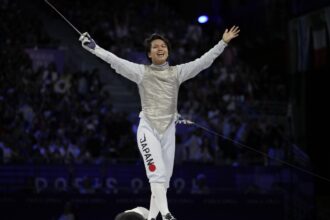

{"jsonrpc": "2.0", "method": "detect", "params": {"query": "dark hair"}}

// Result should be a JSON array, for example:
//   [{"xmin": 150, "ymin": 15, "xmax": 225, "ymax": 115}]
[
  {"xmin": 114, "ymin": 212, "xmax": 145, "ymax": 220},
  {"xmin": 144, "ymin": 33, "xmax": 171, "ymax": 62}
]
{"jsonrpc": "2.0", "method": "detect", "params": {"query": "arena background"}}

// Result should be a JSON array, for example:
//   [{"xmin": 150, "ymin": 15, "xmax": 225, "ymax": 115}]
[{"xmin": 1, "ymin": 0, "xmax": 330, "ymax": 219}]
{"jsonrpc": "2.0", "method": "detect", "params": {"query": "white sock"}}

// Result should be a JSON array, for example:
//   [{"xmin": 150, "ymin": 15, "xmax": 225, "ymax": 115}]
[
  {"xmin": 150, "ymin": 183, "xmax": 169, "ymax": 216},
  {"xmin": 147, "ymin": 193, "xmax": 159, "ymax": 220}
]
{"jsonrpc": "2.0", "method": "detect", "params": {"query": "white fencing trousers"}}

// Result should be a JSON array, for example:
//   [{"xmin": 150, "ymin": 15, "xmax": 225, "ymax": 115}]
[{"xmin": 137, "ymin": 117, "xmax": 176, "ymax": 189}]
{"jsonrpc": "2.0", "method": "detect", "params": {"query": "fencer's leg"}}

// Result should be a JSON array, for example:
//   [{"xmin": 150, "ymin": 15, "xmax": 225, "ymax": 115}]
[
  {"xmin": 161, "ymin": 122, "xmax": 176, "ymax": 189},
  {"xmin": 159, "ymin": 122, "xmax": 177, "ymax": 220},
  {"xmin": 148, "ymin": 193, "xmax": 159, "ymax": 220},
  {"xmin": 150, "ymin": 183, "xmax": 170, "ymax": 216},
  {"xmin": 137, "ymin": 119, "xmax": 168, "ymax": 219},
  {"xmin": 148, "ymin": 183, "xmax": 170, "ymax": 219},
  {"xmin": 137, "ymin": 119, "xmax": 166, "ymax": 182}
]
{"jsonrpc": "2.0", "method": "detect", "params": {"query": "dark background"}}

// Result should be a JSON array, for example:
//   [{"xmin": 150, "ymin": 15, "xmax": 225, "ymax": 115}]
[{"xmin": 1, "ymin": 0, "xmax": 330, "ymax": 219}]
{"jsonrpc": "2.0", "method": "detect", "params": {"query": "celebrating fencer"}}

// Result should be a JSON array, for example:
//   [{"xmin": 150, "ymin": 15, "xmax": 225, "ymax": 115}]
[{"xmin": 79, "ymin": 26, "xmax": 240, "ymax": 220}]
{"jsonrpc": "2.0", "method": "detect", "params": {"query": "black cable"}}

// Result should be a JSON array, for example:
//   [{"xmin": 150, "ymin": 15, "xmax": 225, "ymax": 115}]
[{"xmin": 177, "ymin": 119, "xmax": 330, "ymax": 183}]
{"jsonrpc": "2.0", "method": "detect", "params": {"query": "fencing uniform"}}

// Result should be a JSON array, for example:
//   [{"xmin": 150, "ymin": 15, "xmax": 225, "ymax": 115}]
[
  {"xmin": 88, "ymin": 40, "xmax": 227, "ymax": 187},
  {"xmin": 82, "ymin": 37, "xmax": 227, "ymax": 219}
]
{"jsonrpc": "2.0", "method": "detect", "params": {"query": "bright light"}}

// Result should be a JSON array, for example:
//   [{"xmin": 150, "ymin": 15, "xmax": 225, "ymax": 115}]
[{"xmin": 198, "ymin": 15, "xmax": 209, "ymax": 24}]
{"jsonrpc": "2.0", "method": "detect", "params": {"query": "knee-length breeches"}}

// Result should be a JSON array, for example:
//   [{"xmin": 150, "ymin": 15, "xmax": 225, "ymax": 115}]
[{"xmin": 137, "ymin": 117, "xmax": 176, "ymax": 189}]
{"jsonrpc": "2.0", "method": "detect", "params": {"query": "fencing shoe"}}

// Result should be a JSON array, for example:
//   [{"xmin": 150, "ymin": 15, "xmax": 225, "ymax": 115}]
[{"xmin": 163, "ymin": 213, "xmax": 176, "ymax": 220}]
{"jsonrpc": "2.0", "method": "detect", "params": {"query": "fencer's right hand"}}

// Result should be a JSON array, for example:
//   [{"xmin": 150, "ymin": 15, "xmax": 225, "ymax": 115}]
[{"xmin": 79, "ymin": 32, "xmax": 96, "ymax": 52}]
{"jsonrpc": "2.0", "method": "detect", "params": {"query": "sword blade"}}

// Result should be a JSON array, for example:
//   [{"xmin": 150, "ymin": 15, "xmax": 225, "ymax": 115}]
[{"xmin": 45, "ymin": 0, "xmax": 82, "ymax": 35}]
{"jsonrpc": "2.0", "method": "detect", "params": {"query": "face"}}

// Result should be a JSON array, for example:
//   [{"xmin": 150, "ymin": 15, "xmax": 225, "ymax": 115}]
[{"xmin": 148, "ymin": 39, "xmax": 169, "ymax": 65}]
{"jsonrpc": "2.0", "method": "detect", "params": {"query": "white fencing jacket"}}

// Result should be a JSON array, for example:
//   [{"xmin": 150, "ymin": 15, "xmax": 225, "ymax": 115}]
[{"xmin": 89, "ymin": 40, "xmax": 227, "ymax": 134}]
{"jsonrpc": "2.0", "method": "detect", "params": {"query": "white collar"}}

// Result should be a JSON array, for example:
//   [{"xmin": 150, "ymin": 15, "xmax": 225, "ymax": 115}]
[{"xmin": 150, "ymin": 62, "xmax": 169, "ymax": 71}]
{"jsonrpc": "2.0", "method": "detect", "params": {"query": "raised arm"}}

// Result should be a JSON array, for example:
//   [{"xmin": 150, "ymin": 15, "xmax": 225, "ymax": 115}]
[
  {"xmin": 177, "ymin": 26, "xmax": 240, "ymax": 84},
  {"xmin": 79, "ymin": 32, "xmax": 144, "ymax": 84}
]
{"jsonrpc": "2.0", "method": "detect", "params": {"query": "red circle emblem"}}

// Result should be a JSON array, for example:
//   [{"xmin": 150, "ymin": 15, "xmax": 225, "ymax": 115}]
[{"xmin": 149, "ymin": 164, "xmax": 156, "ymax": 172}]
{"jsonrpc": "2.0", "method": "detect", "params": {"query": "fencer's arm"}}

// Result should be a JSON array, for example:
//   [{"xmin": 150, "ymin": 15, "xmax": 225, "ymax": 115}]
[
  {"xmin": 79, "ymin": 32, "xmax": 144, "ymax": 84},
  {"xmin": 177, "ymin": 25, "xmax": 240, "ymax": 84},
  {"xmin": 176, "ymin": 40, "xmax": 227, "ymax": 84},
  {"xmin": 93, "ymin": 45, "xmax": 144, "ymax": 83}
]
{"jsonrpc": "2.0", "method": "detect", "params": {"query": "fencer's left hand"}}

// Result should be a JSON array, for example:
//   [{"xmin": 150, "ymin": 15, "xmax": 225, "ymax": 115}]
[{"xmin": 222, "ymin": 26, "xmax": 240, "ymax": 44}]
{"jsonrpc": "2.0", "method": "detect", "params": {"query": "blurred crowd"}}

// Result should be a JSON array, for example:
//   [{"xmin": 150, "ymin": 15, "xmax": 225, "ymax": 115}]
[{"xmin": 1, "ymin": 0, "xmax": 292, "ymax": 166}]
